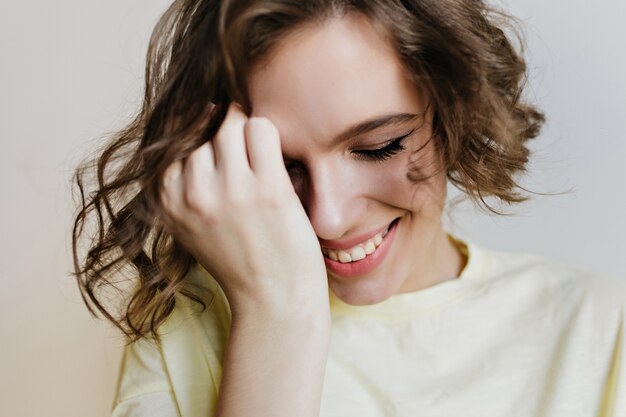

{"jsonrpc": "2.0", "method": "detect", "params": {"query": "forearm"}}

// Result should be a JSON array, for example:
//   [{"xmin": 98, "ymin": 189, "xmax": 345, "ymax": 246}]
[{"xmin": 215, "ymin": 304, "xmax": 331, "ymax": 417}]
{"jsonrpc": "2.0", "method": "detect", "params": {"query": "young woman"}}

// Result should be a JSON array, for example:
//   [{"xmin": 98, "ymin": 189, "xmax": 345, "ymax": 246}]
[{"xmin": 72, "ymin": 0, "xmax": 626, "ymax": 416}]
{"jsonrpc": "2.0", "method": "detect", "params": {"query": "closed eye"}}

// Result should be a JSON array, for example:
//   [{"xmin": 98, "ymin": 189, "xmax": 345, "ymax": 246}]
[{"xmin": 352, "ymin": 130, "xmax": 413, "ymax": 162}]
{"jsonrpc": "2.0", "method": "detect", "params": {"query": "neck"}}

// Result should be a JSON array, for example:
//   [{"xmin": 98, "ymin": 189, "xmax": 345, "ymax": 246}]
[{"xmin": 399, "ymin": 227, "xmax": 467, "ymax": 294}]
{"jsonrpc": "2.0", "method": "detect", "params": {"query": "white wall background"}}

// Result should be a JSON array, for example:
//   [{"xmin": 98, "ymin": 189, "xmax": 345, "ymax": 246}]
[
  {"xmin": 0, "ymin": 1, "xmax": 624, "ymax": 416},
  {"xmin": 446, "ymin": 0, "xmax": 626, "ymax": 277}
]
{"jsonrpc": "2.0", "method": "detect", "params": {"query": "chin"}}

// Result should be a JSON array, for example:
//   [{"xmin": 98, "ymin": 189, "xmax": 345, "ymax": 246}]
[{"xmin": 328, "ymin": 271, "xmax": 402, "ymax": 306}]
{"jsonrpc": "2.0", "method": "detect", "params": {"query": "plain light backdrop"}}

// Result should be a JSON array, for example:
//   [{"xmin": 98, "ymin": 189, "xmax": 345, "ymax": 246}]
[{"xmin": 1, "ymin": 1, "xmax": 624, "ymax": 416}]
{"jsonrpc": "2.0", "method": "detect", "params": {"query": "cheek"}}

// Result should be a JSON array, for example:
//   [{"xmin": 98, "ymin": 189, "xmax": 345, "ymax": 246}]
[
  {"xmin": 359, "ymin": 158, "xmax": 421, "ymax": 211},
  {"xmin": 364, "ymin": 150, "xmax": 447, "ymax": 212},
  {"xmin": 405, "ymin": 137, "xmax": 448, "ymax": 212}
]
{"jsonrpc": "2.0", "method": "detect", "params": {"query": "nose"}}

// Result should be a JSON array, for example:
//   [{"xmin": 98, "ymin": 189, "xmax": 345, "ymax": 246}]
[{"xmin": 299, "ymin": 160, "xmax": 365, "ymax": 242}]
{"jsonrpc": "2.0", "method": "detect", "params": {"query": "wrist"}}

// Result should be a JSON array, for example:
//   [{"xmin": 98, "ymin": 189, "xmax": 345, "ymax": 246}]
[{"xmin": 230, "ymin": 294, "xmax": 331, "ymax": 333}]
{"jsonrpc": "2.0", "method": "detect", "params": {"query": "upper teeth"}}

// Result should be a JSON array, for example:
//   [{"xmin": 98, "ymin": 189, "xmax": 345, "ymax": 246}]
[{"xmin": 322, "ymin": 225, "xmax": 391, "ymax": 263}]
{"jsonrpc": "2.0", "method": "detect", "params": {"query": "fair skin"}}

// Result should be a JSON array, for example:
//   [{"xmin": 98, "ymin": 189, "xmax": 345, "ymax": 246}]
[
  {"xmin": 248, "ymin": 13, "xmax": 465, "ymax": 306},
  {"xmin": 161, "ymin": 12, "xmax": 464, "ymax": 417}
]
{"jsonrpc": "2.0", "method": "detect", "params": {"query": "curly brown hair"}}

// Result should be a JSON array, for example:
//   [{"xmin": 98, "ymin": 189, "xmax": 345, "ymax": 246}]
[{"xmin": 72, "ymin": 0, "xmax": 544, "ymax": 341}]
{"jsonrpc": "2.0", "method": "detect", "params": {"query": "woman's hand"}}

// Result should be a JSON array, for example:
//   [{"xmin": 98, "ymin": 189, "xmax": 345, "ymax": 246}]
[{"xmin": 159, "ymin": 103, "xmax": 329, "ymax": 319}]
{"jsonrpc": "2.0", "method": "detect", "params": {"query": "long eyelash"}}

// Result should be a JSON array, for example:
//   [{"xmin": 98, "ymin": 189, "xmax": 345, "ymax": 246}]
[{"xmin": 353, "ymin": 132, "xmax": 411, "ymax": 162}]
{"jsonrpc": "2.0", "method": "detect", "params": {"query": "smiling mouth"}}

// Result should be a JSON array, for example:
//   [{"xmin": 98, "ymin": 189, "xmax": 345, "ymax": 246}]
[{"xmin": 321, "ymin": 218, "xmax": 400, "ymax": 263}]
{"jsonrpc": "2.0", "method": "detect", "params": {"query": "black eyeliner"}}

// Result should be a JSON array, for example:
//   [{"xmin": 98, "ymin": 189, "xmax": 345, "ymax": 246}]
[{"xmin": 353, "ymin": 129, "xmax": 414, "ymax": 162}]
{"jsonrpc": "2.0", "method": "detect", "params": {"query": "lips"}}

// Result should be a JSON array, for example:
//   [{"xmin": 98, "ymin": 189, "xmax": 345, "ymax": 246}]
[
  {"xmin": 322, "ymin": 217, "xmax": 400, "ymax": 278},
  {"xmin": 321, "ymin": 222, "xmax": 391, "ymax": 262},
  {"xmin": 319, "ymin": 221, "xmax": 392, "ymax": 251}
]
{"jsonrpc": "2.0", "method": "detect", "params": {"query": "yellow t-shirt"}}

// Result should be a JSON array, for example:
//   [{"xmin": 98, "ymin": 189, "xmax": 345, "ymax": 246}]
[{"xmin": 111, "ymin": 241, "xmax": 626, "ymax": 417}]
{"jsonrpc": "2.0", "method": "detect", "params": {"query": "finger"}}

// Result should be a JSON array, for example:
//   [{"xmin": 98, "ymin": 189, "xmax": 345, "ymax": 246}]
[
  {"xmin": 244, "ymin": 117, "xmax": 287, "ymax": 179},
  {"xmin": 182, "ymin": 141, "xmax": 216, "ymax": 210},
  {"xmin": 160, "ymin": 159, "xmax": 184, "ymax": 217},
  {"xmin": 213, "ymin": 102, "xmax": 250, "ymax": 177}
]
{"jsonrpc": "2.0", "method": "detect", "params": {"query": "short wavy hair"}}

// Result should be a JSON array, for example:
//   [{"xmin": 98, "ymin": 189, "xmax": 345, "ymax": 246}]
[{"xmin": 72, "ymin": 0, "xmax": 545, "ymax": 340}]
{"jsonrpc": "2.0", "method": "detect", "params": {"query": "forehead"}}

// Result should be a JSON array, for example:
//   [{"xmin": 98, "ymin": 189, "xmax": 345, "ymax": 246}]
[{"xmin": 247, "ymin": 13, "xmax": 424, "ymax": 149}]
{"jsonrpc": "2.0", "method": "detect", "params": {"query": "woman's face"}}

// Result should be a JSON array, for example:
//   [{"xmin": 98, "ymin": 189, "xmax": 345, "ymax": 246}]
[{"xmin": 248, "ymin": 13, "xmax": 463, "ymax": 305}]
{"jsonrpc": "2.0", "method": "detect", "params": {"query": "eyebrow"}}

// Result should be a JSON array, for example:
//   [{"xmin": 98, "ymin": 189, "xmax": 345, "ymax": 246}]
[{"xmin": 331, "ymin": 112, "xmax": 420, "ymax": 145}]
